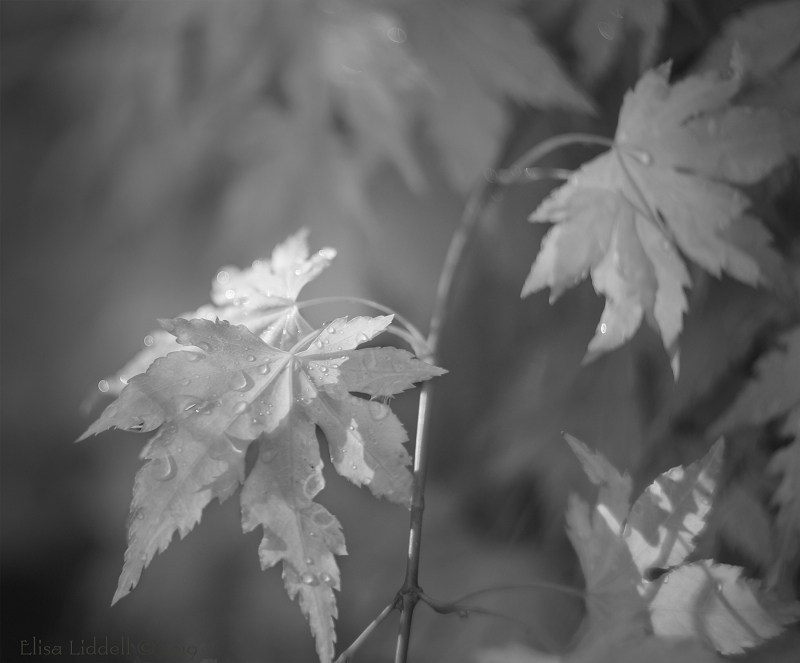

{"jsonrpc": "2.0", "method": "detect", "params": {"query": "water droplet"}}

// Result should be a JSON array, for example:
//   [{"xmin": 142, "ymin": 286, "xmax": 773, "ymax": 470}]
[
  {"xmin": 225, "ymin": 289, "xmax": 236, "ymax": 300},
  {"xmin": 98, "ymin": 380, "xmax": 110, "ymax": 393},
  {"xmin": 319, "ymin": 572, "xmax": 332, "ymax": 584},
  {"xmin": 663, "ymin": 575, "xmax": 670, "ymax": 584},
  {"xmin": 157, "ymin": 454, "xmax": 178, "ymax": 481},
  {"xmin": 368, "ymin": 400, "xmax": 390, "ymax": 420},
  {"xmin": 143, "ymin": 335, "xmax": 154, "ymax": 347},
  {"xmin": 217, "ymin": 270, "xmax": 230, "ymax": 284},
  {"xmin": 195, "ymin": 400, "xmax": 219, "ymax": 415},
  {"xmin": 196, "ymin": 341, "xmax": 213, "ymax": 353},
  {"xmin": 598, "ymin": 21, "xmax": 614, "ymax": 40},
  {"xmin": 257, "ymin": 363, "xmax": 270, "ymax": 375},
  {"xmin": 715, "ymin": 581, "xmax": 723, "ymax": 592},
  {"xmin": 128, "ymin": 421, "xmax": 145, "ymax": 432},
  {"xmin": 119, "ymin": 375, "xmax": 129, "ymax": 385},
  {"xmin": 319, "ymin": 366, "xmax": 328, "ymax": 374},
  {"xmin": 301, "ymin": 572, "xmax": 319, "ymax": 586},
  {"xmin": 387, "ymin": 26, "xmax": 407, "ymax": 43},
  {"xmin": 246, "ymin": 355, "xmax": 256, "ymax": 362},
  {"xmin": 180, "ymin": 378, "xmax": 192, "ymax": 386},
  {"xmin": 348, "ymin": 424, "xmax": 355, "ymax": 431},
  {"xmin": 600, "ymin": 323, "xmax": 608, "ymax": 334},
  {"xmin": 230, "ymin": 371, "xmax": 256, "ymax": 392},
  {"xmin": 137, "ymin": 510, "xmax": 145, "ymax": 520},
  {"xmin": 315, "ymin": 339, "xmax": 323, "ymax": 349},
  {"xmin": 305, "ymin": 557, "xmax": 314, "ymax": 565},
  {"xmin": 318, "ymin": 248, "xmax": 336, "ymax": 260},
  {"xmin": 185, "ymin": 352, "xmax": 205, "ymax": 362},
  {"xmin": 351, "ymin": 464, "xmax": 358, "ymax": 470},
  {"xmin": 356, "ymin": 333, "xmax": 369, "ymax": 344},
  {"xmin": 232, "ymin": 401, "xmax": 250, "ymax": 414}
]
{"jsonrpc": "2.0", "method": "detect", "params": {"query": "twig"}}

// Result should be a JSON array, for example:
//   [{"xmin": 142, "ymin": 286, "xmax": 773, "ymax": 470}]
[
  {"xmin": 333, "ymin": 600, "xmax": 397, "ymax": 663},
  {"xmin": 417, "ymin": 591, "xmax": 559, "ymax": 653}
]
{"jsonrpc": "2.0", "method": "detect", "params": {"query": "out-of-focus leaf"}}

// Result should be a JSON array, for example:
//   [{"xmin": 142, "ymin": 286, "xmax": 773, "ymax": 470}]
[
  {"xmin": 561, "ymin": 436, "xmax": 799, "ymax": 658},
  {"xmin": 79, "ymin": 315, "xmax": 445, "ymax": 662},
  {"xmin": 623, "ymin": 440, "xmax": 722, "ymax": 575},
  {"xmin": 650, "ymin": 561, "xmax": 800, "ymax": 654},
  {"xmin": 569, "ymin": 0, "xmax": 668, "ymax": 83},
  {"xmin": 401, "ymin": 0, "xmax": 593, "ymax": 190},
  {"xmin": 526, "ymin": 64, "xmax": 798, "ymax": 369},
  {"xmin": 695, "ymin": 0, "xmax": 800, "ymax": 79}
]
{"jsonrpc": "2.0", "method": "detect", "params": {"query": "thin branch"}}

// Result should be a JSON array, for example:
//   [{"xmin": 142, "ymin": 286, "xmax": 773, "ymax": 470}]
[
  {"xmin": 417, "ymin": 591, "xmax": 559, "ymax": 653},
  {"xmin": 394, "ymin": 178, "xmax": 500, "ymax": 663},
  {"xmin": 498, "ymin": 133, "xmax": 614, "ymax": 185},
  {"xmin": 334, "ymin": 600, "xmax": 397, "ymax": 663},
  {"xmin": 445, "ymin": 580, "xmax": 591, "ymax": 606},
  {"xmin": 495, "ymin": 166, "xmax": 573, "ymax": 185}
]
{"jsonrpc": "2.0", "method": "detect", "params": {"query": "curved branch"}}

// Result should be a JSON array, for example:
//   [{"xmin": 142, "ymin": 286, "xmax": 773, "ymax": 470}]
[{"xmin": 334, "ymin": 600, "xmax": 398, "ymax": 663}]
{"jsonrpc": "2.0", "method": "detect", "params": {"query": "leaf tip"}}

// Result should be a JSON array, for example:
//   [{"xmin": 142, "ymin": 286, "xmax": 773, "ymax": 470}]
[{"xmin": 157, "ymin": 318, "xmax": 177, "ymax": 334}]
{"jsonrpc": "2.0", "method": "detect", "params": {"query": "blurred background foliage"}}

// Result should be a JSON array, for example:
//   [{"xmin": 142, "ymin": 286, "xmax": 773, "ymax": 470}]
[{"xmin": 2, "ymin": 1, "xmax": 799, "ymax": 661}]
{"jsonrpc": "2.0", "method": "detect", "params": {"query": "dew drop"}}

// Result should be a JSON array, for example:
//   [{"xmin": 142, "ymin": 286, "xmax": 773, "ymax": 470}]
[
  {"xmin": 318, "ymin": 248, "xmax": 336, "ymax": 260},
  {"xmin": 128, "ymin": 421, "xmax": 145, "ymax": 432},
  {"xmin": 119, "ymin": 375, "xmax": 129, "ymax": 385},
  {"xmin": 225, "ymin": 289, "xmax": 236, "ymax": 300},
  {"xmin": 600, "ymin": 323, "xmax": 608, "ymax": 334},
  {"xmin": 351, "ymin": 464, "xmax": 357, "ymax": 470},
  {"xmin": 157, "ymin": 454, "xmax": 178, "ymax": 481},
  {"xmin": 301, "ymin": 572, "xmax": 319, "ymax": 586},
  {"xmin": 319, "ymin": 366, "xmax": 328, "ymax": 374},
  {"xmin": 185, "ymin": 352, "xmax": 205, "ymax": 362},
  {"xmin": 663, "ymin": 575, "xmax": 670, "ymax": 584},
  {"xmin": 305, "ymin": 557, "xmax": 314, "ymax": 565},
  {"xmin": 368, "ymin": 400, "xmax": 390, "ymax": 420},
  {"xmin": 230, "ymin": 371, "xmax": 256, "ymax": 392},
  {"xmin": 257, "ymin": 363, "xmax": 270, "ymax": 375},
  {"xmin": 98, "ymin": 380, "xmax": 110, "ymax": 393},
  {"xmin": 195, "ymin": 400, "xmax": 219, "ymax": 415},
  {"xmin": 348, "ymin": 425, "xmax": 355, "ymax": 431},
  {"xmin": 137, "ymin": 510, "xmax": 145, "ymax": 520},
  {"xmin": 232, "ymin": 401, "xmax": 250, "ymax": 414},
  {"xmin": 598, "ymin": 21, "xmax": 614, "ymax": 40},
  {"xmin": 196, "ymin": 341, "xmax": 213, "ymax": 353},
  {"xmin": 387, "ymin": 26, "xmax": 406, "ymax": 43},
  {"xmin": 319, "ymin": 572, "xmax": 332, "ymax": 585},
  {"xmin": 327, "ymin": 325, "xmax": 336, "ymax": 334},
  {"xmin": 315, "ymin": 339, "xmax": 324, "ymax": 349},
  {"xmin": 246, "ymin": 355, "xmax": 256, "ymax": 362},
  {"xmin": 356, "ymin": 333, "xmax": 369, "ymax": 344},
  {"xmin": 180, "ymin": 378, "xmax": 192, "ymax": 386},
  {"xmin": 143, "ymin": 335, "xmax": 154, "ymax": 347}
]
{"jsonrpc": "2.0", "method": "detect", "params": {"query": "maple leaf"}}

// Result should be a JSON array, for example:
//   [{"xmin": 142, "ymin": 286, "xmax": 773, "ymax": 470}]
[
  {"xmin": 96, "ymin": 229, "xmax": 335, "ymax": 396},
  {"xmin": 559, "ymin": 436, "xmax": 799, "ymax": 658},
  {"xmin": 79, "ymin": 315, "xmax": 445, "ymax": 662},
  {"xmin": 650, "ymin": 561, "xmax": 800, "ymax": 654},
  {"xmin": 525, "ymin": 64, "xmax": 800, "ymax": 371},
  {"xmin": 711, "ymin": 326, "xmax": 800, "ymax": 590},
  {"xmin": 569, "ymin": 0, "xmax": 668, "ymax": 84}
]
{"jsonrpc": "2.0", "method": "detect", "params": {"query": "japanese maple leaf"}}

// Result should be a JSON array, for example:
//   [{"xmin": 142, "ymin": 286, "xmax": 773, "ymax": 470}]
[
  {"xmin": 711, "ymin": 326, "xmax": 800, "ymax": 591},
  {"xmin": 526, "ymin": 64, "xmax": 800, "ymax": 372},
  {"xmin": 79, "ymin": 315, "xmax": 445, "ymax": 663},
  {"xmin": 97, "ymin": 229, "xmax": 335, "ymax": 396}
]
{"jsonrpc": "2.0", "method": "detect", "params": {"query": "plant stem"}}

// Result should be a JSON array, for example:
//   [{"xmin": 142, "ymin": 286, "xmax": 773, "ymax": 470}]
[
  {"xmin": 498, "ymin": 132, "xmax": 614, "ymax": 184},
  {"xmin": 394, "ymin": 179, "xmax": 499, "ymax": 663},
  {"xmin": 334, "ymin": 600, "xmax": 397, "ymax": 663}
]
